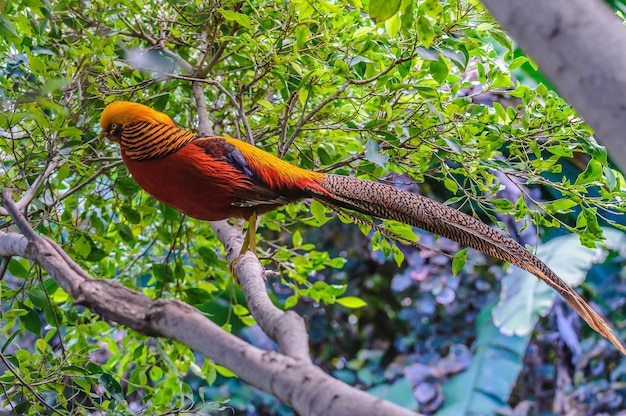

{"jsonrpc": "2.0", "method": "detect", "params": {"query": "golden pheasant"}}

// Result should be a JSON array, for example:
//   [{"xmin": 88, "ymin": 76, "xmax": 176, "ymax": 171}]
[{"xmin": 99, "ymin": 101, "xmax": 626, "ymax": 355}]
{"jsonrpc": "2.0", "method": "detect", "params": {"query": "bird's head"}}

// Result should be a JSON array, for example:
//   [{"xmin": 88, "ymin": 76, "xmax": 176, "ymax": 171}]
[{"xmin": 99, "ymin": 101, "xmax": 176, "ymax": 142}]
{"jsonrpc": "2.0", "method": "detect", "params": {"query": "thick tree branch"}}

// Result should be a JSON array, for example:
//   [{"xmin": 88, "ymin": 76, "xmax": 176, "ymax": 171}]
[
  {"xmin": 192, "ymin": 83, "xmax": 311, "ymax": 359},
  {"xmin": 0, "ymin": 189, "xmax": 417, "ymax": 416},
  {"xmin": 192, "ymin": 82, "xmax": 214, "ymax": 136},
  {"xmin": 480, "ymin": 0, "xmax": 626, "ymax": 171}
]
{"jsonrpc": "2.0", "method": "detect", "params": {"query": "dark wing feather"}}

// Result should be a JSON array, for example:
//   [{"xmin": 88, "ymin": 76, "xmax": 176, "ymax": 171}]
[{"xmin": 192, "ymin": 137, "xmax": 289, "ymax": 208}]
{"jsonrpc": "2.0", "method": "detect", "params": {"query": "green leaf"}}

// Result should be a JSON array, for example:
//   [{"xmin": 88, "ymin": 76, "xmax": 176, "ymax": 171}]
[
  {"xmin": 292, "ymin": 230, "xmax": 303, "ymax": 247},
  {"xmin": 217, "ymin": 9, "xmax": 252, "ymax": 29},
  {"xmin": 41, "ymin": 77, "xmax": 71, "ymax": 94},
  {"xmin": 309, "ymin": 199, "xmax": 327, "ymax": 223},
  {"xmin": 18, "ymin": 303, "xmax": 42, "ymax": 336},
  {"xmin": 8, "ymin": 258, "xmax": 30, "ymax": 278},
  {"xmin": 198, "ymin": 246, "xmax": 218, "ymax": 264},
  {"xmin": 574, "ymin": 159, "xmax": 603, "ymax": 186},
  {"xmin": 492, "ymin": 198, "xmax": 514, "ymax": 211},
  {"xmin": 215, "ymin": 365, "xmax": 237, "ymax": 378},
  {"xmin": 451, "ymin": 248, "xmax": 468, "ymax": 276},
  {"xmin": 422, "ymin": 0, "xmax": 442, "ymax": 18},
  {"xmin": 368, "ymin": 0, "xmax": 401, "ymax": 23},
  {"xmin": 443, "ymin": 178, "xmax": 458, "ymax": 194},
  {"xmin": 364, "ymin": 139, "xmax": 389, "ymax": 167},
  {"xmin": 579, "ymin": 136, "xmax": 608, "ymax": 165},
  {"xmin": 384, "ymin": 13, "xmax": 401, "ymax": 38},
  {"xmin": 100, "ymin": 373, "xmax": 124, "ymax": 402},
  {"xmin": 117, "ymin": 223, "xmax": 135, "ymax": 243},
  {"xmin": 543, "ymin": 198, "xmax": 578, "ymax": 214},
  {"xmin": 36, "ymin": 338, "xmax": 47, "ymax": 353},
  {"xmin": 509, "ymin": 56, "xmax": 528, "ymax": 70},
  {"xmin": 3, "ymin": 309, "xmax": 29, "ymax": 319},
  {"xmin": 603, "ymin": 166, "xmax": 617, "ymax": 191},
  {"xmin": 284, "ymin": 295, "xmax": 299, "ymax": 309},
  {"xmin": 149, "ymin": 365, "xmax": 163, "ymax": 381},
  {"xmin": 352, "ymin": 26, "xmax": 373, "ymax": 40},
  {"xmin": 74, "ymin": 236, "xmax": 92, "ymax": 258},
  {"xmin": 392, "ymin": 244, "xmax": 404, "ymax": 267},
  {"xmin": 120, "ymin": 205, "xmax": 141, "ymax": 224},
  {"xmin": 152, "ymin": 263, "xmax": 174, "ymax": 284},
  {"xmin": 336, "ymin": 296, "xmax": 367, "ymax": 309},
  {"xmin": 430, "ymin": 54, "xmax": 449, "ymax": 84},
  {"xmin": 493, "ymin": 101, "xmax": 506, "ymax": 122},
  {"xmin": 232, "ymin": 304, "xmax": 250, "ymax": 316},
  {"xmin": 295, "ymin": 25, "xmax": 310, "ymax": 47},
  {"xmin": 256, "ymin": 99, "xmax": 274, "ymax": 110},
  {"xmin": 56, "ymin": 162, "xmax": 70, "ymax": 184},
  {"xmin": 582, "ymin": 207, "xmax": 603, "ymax": 240},
  {"xmin": 0, "ymin": 15, "xmax": 18, "ymax": 37},
  {"xmin": 116, "ymin": 177, "xmax": 141, "ymax": 197},
  {"xmin": 417, "ymin": 16, "xmax": 435, "ymax": 47}
]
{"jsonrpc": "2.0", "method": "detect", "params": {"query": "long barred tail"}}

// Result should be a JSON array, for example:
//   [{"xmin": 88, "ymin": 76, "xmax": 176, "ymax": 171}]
[{"xmin": 312, "ymin": 174, "xmax": 626, "ymax": 355}]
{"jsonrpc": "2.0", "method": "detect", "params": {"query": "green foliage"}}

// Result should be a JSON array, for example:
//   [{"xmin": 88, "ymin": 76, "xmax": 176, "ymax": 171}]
[{"xmin": 0, "ymin": 0, "xmax": 624, "ymax": 414}]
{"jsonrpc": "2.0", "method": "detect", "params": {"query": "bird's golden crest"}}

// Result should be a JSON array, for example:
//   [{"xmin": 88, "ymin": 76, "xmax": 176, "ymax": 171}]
[{"xmin": 99, "ymin": 101, "xmax": 176, "ymax": 141}]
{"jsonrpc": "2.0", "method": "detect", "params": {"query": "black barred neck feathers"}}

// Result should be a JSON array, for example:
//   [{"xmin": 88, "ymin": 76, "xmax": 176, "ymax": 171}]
[{"xmin": 120, "ymin": 121, "xmax": 196, "ymax": 161}]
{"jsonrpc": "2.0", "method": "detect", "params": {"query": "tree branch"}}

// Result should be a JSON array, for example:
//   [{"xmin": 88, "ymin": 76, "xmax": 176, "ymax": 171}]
[
  {"xmin": 119, "ymin": 15, "xmax": 193, "ymax": 73},
  {"xmin": 278, "ymin": 54, "xmax": 415, "ymax": 157},
  {"xmin": 192, "ymin": 82, "xmax": 214, "ymax": 136},
  {"xmin": 0, "ymin": 189, "xmax": 418, "ymax": 416},
  {"xmin": 207, "ymin": 78, "xmax": 255, "ymax": 143},
  {"xmin": 211, "ymin": 221, "xmax": 312, "ymax": 361},
  {"xmin": 0, "ymin": 157, "xmax": 64, "ymax": 217},
  {"xmin": 480, "ymin": 0, "xmax": 626, "ymax": 170}
]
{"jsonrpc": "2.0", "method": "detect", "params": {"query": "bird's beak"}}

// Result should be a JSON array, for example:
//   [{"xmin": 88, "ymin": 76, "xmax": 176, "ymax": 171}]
[{"xmin": 99, "ymin": 131, "xmax": 119, "ymax": 142}]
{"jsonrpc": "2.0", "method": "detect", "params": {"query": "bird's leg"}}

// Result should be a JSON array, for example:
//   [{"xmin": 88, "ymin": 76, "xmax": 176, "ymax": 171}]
[
  {"xmin": 240, "ymin": 211, "xmax": 258, "ymax": 255},
  {"xmin": 230, "ymin": 212, "xmax": 258, "ymax": 284}
]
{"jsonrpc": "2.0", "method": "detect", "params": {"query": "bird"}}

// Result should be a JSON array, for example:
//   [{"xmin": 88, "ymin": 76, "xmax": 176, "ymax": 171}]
[{"xmin": 99, "ymin": 101, "xmax": 626, "ymax": 355}]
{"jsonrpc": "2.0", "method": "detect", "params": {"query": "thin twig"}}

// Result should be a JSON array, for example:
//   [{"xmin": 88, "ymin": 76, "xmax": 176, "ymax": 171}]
[
  {"xmin": 0, "ymin": 256, "xmax": 9, "ymax": 280},
  {"xmin": 118, "ymin": 15, "xmax": 193, "ymax": 73},
  {"xmin": 279, "ymin": 53, "xmax": 417, "ymax": 157},
  {"xmin": 24, "ymin": 160, "xmax": 125, "ymax": 222},
  {"xmin": 0, "ymin": 352, "xmax": 65, "ymax": 416},
  {"xmin": 207, "ymin": 79, "xmax": 254, "ymax": 143},
  {"xmin": 0, "ymin": 157, "xmax": 65, "ymax": 217}
]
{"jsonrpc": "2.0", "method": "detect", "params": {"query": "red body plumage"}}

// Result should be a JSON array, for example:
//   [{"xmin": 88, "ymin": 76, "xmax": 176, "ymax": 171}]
[{"xmin": 121, "ymin": 145, "xmax": 254, "ymax": 220}]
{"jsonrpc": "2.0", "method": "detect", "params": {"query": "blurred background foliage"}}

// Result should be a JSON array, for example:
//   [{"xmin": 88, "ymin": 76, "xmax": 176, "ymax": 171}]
[{"xmin": 0, "ymin": 0, "xmax": 625, "ymax": 414}]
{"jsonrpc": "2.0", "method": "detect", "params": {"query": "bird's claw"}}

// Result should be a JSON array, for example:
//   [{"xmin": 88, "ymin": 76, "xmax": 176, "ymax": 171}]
[
  {"xmin": 230, "ymin": 212, "xmax": 258, "ymax": 285},
  {"xmin": 229, "ymin": 256, "xmax": 241, "ymax": 285}
]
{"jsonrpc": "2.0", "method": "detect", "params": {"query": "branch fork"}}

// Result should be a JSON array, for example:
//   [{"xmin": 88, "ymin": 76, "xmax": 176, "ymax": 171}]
[{"xmin": 0, "ymin": 188, "xmax": 417, "ymax": 416}]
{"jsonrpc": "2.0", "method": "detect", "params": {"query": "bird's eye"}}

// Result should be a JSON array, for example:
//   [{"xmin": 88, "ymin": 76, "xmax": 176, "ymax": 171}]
[{"xmin": 110, "ymin": 123, "xmax": 119, "ymax": 133}]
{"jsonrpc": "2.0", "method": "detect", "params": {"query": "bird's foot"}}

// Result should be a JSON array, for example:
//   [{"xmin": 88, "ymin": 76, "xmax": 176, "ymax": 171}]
[
  {"xmin": 229, "ymin": 212, "xmax": 258, "ymax": 285},
  {"xmin": 229, "ymin": 257, "xmax": 241, "ymax": 285}
]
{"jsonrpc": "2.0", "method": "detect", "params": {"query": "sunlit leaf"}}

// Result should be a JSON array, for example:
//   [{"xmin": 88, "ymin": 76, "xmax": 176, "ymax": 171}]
[
  {"xmin": 452, "ymin": 248, "xmax": 468, "ymax": 276},
  {"xmin": 368, "ymin": 0, "xmax": 401, "ymax": 23},
  {"xmin": 336, "ymin": 296, "xmax": 367, "ymax": 309}
]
